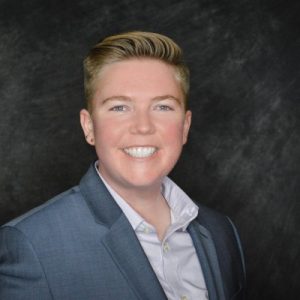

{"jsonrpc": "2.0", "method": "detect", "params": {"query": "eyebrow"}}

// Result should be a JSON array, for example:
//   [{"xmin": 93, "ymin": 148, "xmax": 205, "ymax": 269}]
[
  {"xmin": 101, "ymin": 95, "xmax": 182, "ymax": 105},
  {"xmin": 101, "ymin": 96, "xmax": 132, "ymax": 104},
  {"xmin": 152, "ymin": 95, "xmax": 182, "ymax": 105}
]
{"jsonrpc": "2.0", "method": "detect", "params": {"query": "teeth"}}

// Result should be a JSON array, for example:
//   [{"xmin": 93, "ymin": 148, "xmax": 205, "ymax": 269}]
[{"xmin": 123, "ymin": 147, "xmax": 157, "ymax": 158}]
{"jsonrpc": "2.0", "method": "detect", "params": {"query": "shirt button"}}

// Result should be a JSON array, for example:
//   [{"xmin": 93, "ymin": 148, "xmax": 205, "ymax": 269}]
[
  {"xmin": 180, "ymin": 296, "xmax": 188, "ymax": 300},
  {"xmin": 143, "ymin": 226, "xmax": 150, "ymax": 234},
  {"xmin": 163, "ymin": 242, "xmax": 170, "ymax": 253}
]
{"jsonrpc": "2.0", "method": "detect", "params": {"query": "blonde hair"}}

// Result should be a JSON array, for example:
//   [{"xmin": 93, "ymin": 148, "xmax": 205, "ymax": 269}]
[{"xmin": 83, "ymin": 31, "xmax": 190, "ymax": 111}]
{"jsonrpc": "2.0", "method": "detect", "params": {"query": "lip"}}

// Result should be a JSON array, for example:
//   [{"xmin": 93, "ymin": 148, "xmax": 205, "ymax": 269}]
[{"xmin": 122, "ymin": 146, "xmax": 158, "ymax": 158}]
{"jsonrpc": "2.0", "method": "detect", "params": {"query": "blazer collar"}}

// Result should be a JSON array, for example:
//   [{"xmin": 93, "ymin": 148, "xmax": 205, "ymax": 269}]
[
  {"xmin": 79, "ymin": 164, "xmax": 122, "ymax": 227},
  {"xmin": 79, "ymin": 164, "xmax": 167, "ymax": 299}
]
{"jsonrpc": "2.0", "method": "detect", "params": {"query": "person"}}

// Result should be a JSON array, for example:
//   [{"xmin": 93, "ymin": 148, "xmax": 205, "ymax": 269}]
[{"xmin": 0, "ymin": 31, "xmax": 246, "ymax": 300}]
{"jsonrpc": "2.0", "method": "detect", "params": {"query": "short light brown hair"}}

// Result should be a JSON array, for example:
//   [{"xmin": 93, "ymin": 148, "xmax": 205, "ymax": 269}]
[{"xmin": 83, "ymin": 31, "xmax": 189, "ymax": 111}]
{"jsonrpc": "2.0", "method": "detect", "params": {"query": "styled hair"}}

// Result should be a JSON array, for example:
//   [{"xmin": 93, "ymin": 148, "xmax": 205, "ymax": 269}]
[{"xmin": 83, "ymin": 31, "xmax": 189, "ymax": 111}]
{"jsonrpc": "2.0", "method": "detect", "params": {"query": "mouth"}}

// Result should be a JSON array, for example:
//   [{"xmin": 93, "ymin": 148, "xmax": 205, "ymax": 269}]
[{"xmin": 123, "ymin": 146, "xmax": 157, "ymax": 158}]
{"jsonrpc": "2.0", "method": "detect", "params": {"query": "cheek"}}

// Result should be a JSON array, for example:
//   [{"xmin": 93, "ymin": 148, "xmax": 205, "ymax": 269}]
[
  {"xmin": 92, "ymin": 121, "xmax": 118, "ymax": 150},
  {"xmin": 162, "ymin": 122, "xmax": 186, "ymax": 145},
  {"xmin": 93, "ymin": 117, "xmax": 118, "ymax": 138}
]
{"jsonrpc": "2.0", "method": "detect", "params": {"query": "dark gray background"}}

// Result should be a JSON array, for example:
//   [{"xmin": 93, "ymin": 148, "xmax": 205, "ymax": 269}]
[{"xmin": 0, "ymin": 0, "xmax": 299, "ymax": 299}]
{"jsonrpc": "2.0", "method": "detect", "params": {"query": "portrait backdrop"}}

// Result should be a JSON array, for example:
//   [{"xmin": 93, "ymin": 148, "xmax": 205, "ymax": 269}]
[{"xmin": 0, "ymin": 0, "xmax": 299, "ymax": 299}]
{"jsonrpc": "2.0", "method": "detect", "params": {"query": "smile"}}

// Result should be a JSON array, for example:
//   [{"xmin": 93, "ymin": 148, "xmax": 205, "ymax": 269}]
[{"xmin": 123, "ymin": 147, "xmax": 157, "ymax": 158}]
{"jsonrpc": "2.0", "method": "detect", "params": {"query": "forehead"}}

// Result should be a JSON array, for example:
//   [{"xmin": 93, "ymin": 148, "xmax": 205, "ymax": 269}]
[{"xmin": 93, "ymin": 58, "xmax": 184, "ymax": 101}]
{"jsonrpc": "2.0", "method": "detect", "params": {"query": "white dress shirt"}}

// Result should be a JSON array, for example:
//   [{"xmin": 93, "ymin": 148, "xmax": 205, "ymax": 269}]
[{"xmin": 95, "ymin": 163, "xmax": 208, "ymax": 300}]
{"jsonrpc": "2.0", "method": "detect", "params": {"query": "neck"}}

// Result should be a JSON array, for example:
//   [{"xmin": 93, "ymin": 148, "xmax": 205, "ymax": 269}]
[
  {"xmin": 114, "ymin": 184, "xmax": 163, "ymax": 214},
  {"xmin": 109, "ymin": 183, "xmax": 171, "ymax": 241},
  {"xmin": 129, "ymin": 191, "xmax": 170, "ymax": 241}
]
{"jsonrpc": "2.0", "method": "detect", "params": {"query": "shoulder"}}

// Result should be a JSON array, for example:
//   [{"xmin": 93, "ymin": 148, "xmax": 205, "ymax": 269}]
[
  {"xmin": 195, "ymin": 203, "xmax": 242, "ymax": 246},
  {"xmin": 0, "ymin": 182, "xmax": 111, "ymax": 258},
  {"xmin": 192, "ymin": 202, "xmax": 244, "ymax": 262},
  {"xmin": 193, "ymin": 202, "xmax": 246, "ymax": 282},
  {"xmin": 196, "ymin": 203, "xmax": 231, "ymax": 228},
  {"xmin": 0, "ymin": 184, "xmax": 104, "ymax": 242},
  {"xmin": 3, "ymin": 186, "xmax": 83, "ymax": 228}
]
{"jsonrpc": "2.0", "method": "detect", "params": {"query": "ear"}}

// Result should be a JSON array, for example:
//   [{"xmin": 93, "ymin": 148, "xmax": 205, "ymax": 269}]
[
  {"xmin": 80, "ymin": 109, "xmax": 95, "ymax": 145},
  {"xmin": 182, "ymin": 110, "xmax": 192, "ymax": 145}
]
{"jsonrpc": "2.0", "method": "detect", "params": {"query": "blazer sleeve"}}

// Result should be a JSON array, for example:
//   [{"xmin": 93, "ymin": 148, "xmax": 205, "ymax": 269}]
[{"xmin": 0, "ymin": 226, "xmax": 52, "ymax": 300}]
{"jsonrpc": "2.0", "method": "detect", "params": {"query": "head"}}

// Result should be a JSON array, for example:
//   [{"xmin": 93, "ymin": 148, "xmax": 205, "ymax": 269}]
[
  {"xmin": 83, "ymin": 31, "xmax": 190, "ymax": 112},
  {"xmin": 80, "ymin": 32, "xmax": 192, "ymax": 196}
]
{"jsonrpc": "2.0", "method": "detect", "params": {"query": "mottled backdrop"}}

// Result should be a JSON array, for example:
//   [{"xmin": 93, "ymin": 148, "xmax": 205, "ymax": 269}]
[{"xmin": 0, "ymin": 0, "xmax": 299, "ymax": 299}]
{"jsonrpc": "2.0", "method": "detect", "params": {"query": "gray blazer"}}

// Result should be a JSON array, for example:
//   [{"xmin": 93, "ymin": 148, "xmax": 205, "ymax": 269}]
[{"xmin": 0, "ymin": 164, "xmax": 246, "ymax": 300}]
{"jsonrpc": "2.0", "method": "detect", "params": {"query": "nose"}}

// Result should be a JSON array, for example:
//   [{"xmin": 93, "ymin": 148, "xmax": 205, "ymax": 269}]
[{"xmin": 130, "ymin": 110, "xmax": 155, "ymax": 135}]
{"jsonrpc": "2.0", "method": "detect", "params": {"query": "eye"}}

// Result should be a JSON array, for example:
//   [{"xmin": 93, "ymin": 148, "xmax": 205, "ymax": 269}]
[
  {"xmin": 109, "ymin": 105, "xmax": 128, "ymax": 112},
  {"xmin": 155, "ymin": 104, "xmax": 174, "ymax": 111}
]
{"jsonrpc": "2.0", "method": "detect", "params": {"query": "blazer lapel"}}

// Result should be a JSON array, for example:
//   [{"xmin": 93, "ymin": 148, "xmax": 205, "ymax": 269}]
[
  {"xmin": 79, "ymin": 164, "xmax": 167, "ymax": 300},
  {"xmin": 188, "ymin": 220, "xmax": 226, "ymax": 300},
  {"xmin": 102, "ymin": 214, "xmax": 167, "ymax": 300}
]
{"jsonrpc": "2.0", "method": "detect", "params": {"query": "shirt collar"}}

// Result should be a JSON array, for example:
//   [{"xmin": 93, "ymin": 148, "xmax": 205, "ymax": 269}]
[
  {"xmin": 94, "ymin": 161, "xmax": 198, "ymax": 232},
  {"xmin": 162, "ymin": 176, "xmax": 198, "ymax": 231}
]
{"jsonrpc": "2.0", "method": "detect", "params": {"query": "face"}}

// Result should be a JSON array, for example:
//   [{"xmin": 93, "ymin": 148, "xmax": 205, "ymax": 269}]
[{"xmin": 80, "ymin": 58, "xmax": 191, "ymax": 194}]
